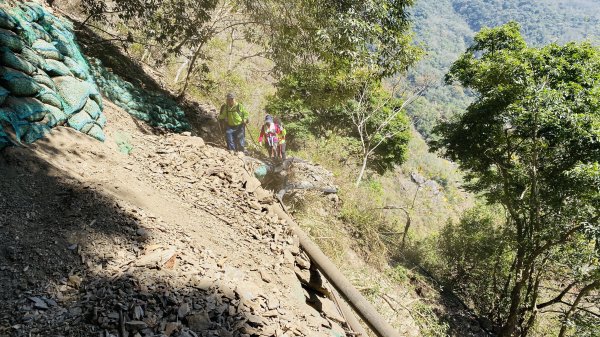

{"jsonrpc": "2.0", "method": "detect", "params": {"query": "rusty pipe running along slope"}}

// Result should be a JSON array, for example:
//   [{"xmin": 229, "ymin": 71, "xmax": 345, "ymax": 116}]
[{"xmin": 269, "ymin": 203, "xmax": 402, "ymax": 337}]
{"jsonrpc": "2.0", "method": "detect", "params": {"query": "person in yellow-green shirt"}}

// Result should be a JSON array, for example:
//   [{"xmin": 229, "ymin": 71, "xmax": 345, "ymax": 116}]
[{"xmin": 218, "ymin": 92, "xmax": 249, "ymax": 153}]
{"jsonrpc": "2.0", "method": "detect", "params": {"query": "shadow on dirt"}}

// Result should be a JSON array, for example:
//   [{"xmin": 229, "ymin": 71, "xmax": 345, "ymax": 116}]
[{"xmin": 0, "ymin": 148, "xmax": 266, "ymax": 337}]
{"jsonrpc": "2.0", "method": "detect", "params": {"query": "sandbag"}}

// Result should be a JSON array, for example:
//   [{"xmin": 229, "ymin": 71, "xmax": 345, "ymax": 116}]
[
  {"xmin": 63, "ymin": 56, "xmax": 87, "ymax": 80},
  {"xmin": 20, "ymin": 46, "xmax": 47, "ymax": 69},
  {"xmin": 86, "ymin": 124, "xmax": 105, "ymax": 141},
  {"xmin": 0, "ymin": 48, "xmax": 36, "ymax": 74},
  {"xmin": 37, "ymin": 88, "xmax": 63, "ymax": 109},
  {"xmin": 44, "ymin": 104, "xmax": 67, "ymax": 127},
  {"xmin": 23, "ymin": 123, "xmax": 50, "ymax": 143},
  {"xmin": 53, "ymin": 76, "xmax": 96, "ymax": 113},
  {"xmin": 32, "ymin": 39, "xmax": 62, "ymax": 60},
  {"xmin": 43, "ymin": 58, "xmax": 72, "ymax": 76},
  {"xmin": 31, "ymin": 22, "xmax": 52, "ymax": 42},
  {"xmin": 32, "ymin": 71, "xmax": 56, "ymax": 90},
  {"xmin": 0, "ymin": 66, "xmax": 41, "ymax": 96},
  {"xmin": 67, "ymin": 110, "xmax": 93, "ymax": 130},
  {"xmin": 22, "ymin": 3, "xmax": 45, "ymax": 22},
  {"xmin": 0, "ymin": 85, "xmax": 8, "ymax": 105},
  {"xmin": 54, "ymin": 40, "xmax": 74, "ymax": 58},
  {"xmin": 95, "ymin": 113, "xmax": 107, "ymax": 128},
  {"xmin": 83, "ymin": 98, "xmax": 101, "ymax": 119},
  {"xmin": 4, "ymin": 96, "xmax": 47, "ymax": 119},
  {"xmin": 0, "ymin": 28, "xmax": 23, "ymax": 52},
  {"xmin": 0, "ymin": 8, "xmax": 16, "ymax": 30}
]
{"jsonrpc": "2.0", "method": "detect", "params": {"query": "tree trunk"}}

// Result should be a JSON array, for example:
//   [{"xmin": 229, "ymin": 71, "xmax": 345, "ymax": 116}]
[
  {"xmin": 178, "ymin": 42, "xmax": 204, "ymax": 98},
  {"xmin": 558, "ymin": 280, "xmax": 599, "ymax": 337},
  {"xmin": 355, "ymin": 152, "xmax": 369, "ymax": 186}
]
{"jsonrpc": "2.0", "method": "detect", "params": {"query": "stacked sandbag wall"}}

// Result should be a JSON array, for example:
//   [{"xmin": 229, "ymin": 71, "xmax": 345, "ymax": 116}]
[
  {"xmin": 89, "ymin": 58, "xmax": 191, "ymax": 132},
  {"xmin": 0, "ymin": 1, "xmax": 105, "ymax": 149}
]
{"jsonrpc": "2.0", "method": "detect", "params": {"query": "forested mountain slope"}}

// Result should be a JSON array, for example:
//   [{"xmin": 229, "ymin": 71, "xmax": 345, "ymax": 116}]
[{"xmin": 407, "ymin": 0, "xmax": 600, "ymax": 138}]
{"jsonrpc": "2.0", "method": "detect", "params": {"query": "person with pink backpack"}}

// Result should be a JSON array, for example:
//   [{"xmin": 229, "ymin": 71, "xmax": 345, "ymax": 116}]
[{"xmin": 258, "ymin": 114, "xmax": 287, "ymax": 160}]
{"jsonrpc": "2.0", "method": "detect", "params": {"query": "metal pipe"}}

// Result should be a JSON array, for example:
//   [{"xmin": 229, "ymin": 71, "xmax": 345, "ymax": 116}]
[{"xmin": 270, "ymin": 204, "xmax": 401, "ymax": 337}]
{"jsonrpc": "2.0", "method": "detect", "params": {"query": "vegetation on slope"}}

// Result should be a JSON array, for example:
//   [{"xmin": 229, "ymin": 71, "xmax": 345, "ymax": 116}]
[{"xmin": 407, "ymin": 0, "xmax": 600, "ymax": 139}]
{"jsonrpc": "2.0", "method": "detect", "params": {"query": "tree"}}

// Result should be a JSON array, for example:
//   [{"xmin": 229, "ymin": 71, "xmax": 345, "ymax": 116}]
[
  {"xmin": 80, "ymin": 0, "xmax": 254, "ymax": 96},
  {"xmin": 349, "ymin": 81, "xmax": 424, "ymax": 185},
  {"xmin": 432, "ymin": 22, "xmax": 600, "ymax": 336}
]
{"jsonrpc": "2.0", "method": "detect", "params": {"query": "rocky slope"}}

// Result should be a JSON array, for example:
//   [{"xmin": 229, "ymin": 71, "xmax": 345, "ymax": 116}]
[{"xmin": 0, "ymin": 100, "xmax": 357, "ymax": 337}]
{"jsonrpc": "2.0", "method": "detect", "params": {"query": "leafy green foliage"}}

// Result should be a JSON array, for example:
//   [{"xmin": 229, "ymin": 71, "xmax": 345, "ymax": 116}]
[
  {"xmin": 406, "ymin": 0, "xmax": 600, "ymax": 140},
  {"xmin": 432, "ymin": 22, "xmax": 600, "ymax": 336},
  {"xmin": 437, "ymin": 205, "xmax": 512, "ymax": 322}
]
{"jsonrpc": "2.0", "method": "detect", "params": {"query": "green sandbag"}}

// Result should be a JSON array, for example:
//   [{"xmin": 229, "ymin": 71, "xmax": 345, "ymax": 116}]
[
  {"xmin": 0, "ymin": 49, "xmax": 36, "ymax": 74},
  {"xmin": 4, "ymin": 96, "xmax": 47, "ymax": 119},
  {"xmin": 0, "ymin": 8, "xmax": 16, "ymax": 30},
  {"xmin": 37, "ymin": 88, "xmax": 63, "ymax": 109},
  {"xmin": 32, "ymin": 72, "xmax": 55, "ymax": 90},
  {"xmin": 63, "ymin": 56, "xmax": 87, "ymax": 80},
  {"xmin": 20, "ymin": 46, "xmax": 47, "ymax": 69},
  {"xmin": 90, "ymin": 92, "xmax": 102, "ymax": 110},
  {"xmin": 23, "ymin": 3, "xmax": 45, "ymax": 21},
  {"xmin": 83, "ymin": 98, "xmax": 101, "ymax": 119},
  {"xmin": 43, "ymin": 58, "xmax": 72, "ymax": 76},
  {"xmin": 67, "ymin": 110, "xmax": 93, "ymax": 130},
  {"xmin": 31, "ymin": 22, "xmax": 52, "ymax": 42},
  {"xmin": 95, "ymin": 113, "xmax": 107, "ymax": 127},
  {"xmin": 0, "ymin": 85, "xmax": 8, "ymax": 105},
  {"xmin": 23, "ymin": 123, "xmax": 50, "ymax": 143},
  {"xmin": 54, "ymin": 40, "xmax": 74, "ymax": 58},
  {"xmin": 0, "ymin": 66, "xmax": 41, "ymax": 96},
  {"xmin": 80, "ymin": 123, "xmax": 93, "ymax": 134},
  {"xmin": 86, "ymin": 124, "xmax": 105, "ymax": 141},
  {"xmin": 44, "ymin": 104, "xmax": 67, "ymax": 127},
  {"xmin": 32, "ymin": 40, "xmax": 62, "ymax": 60},
  {"xmin": 53, "ymin": 76, "xmax": 96, "ymax": 113},
  {"xmin": 0, "ymin": 28, "xmax": 23, "ymax": 52}
]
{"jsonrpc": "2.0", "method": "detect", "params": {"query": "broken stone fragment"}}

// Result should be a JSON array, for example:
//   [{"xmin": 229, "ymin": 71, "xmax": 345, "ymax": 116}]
[
  {"xmin": 178, "ymin": 302, "xmax": 191, "ymax": 319},
  {"xmin": 186, "ymin": 311, "xmax": 211, "ymax": 332},
  {"xmin": 27, "ymin": 296, "xmax": 48, "ymax": 310},
  {"xmin": 125, "ymin": 320, "xmax": 148, "ymax": 331}
]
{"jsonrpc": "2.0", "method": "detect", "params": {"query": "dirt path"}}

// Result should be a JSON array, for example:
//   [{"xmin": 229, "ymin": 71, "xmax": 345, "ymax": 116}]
[{"xmin": 0, "ymin": 103, "xmax": 352, "ymax": 337}]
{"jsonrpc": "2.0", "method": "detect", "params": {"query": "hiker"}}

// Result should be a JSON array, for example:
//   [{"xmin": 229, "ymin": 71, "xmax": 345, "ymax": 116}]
[
  {"xmin": 258, "ymin": 114, "xmax": 285, "ymax": 159},
  {"xmin": 218, "ymin": 92, "xmax": 249, "ymax": 153},
  {"xmin": 274, "ymin": 117, "xmax": 287, "ymax": 160}
]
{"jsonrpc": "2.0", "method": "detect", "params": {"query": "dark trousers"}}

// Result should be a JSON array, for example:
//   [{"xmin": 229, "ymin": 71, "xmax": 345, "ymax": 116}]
[{"xmin": 225, "ymin": 124, "xmax": 245, "ymax": 151}]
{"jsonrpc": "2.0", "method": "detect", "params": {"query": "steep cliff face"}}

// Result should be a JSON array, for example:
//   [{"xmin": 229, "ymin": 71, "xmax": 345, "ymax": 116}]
[{"xmin": 0, "ymin": 1, "xmax": 105, "ymax": 148}]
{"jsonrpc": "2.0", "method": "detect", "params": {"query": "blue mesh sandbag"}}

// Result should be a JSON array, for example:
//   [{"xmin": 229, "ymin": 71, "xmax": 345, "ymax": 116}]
[
  {"xmin": 86, "ymin": 124, "xmax": 105, "ymax": 141},
  {"xmin": 83, "ymin": 98, "xmax": 101, "ymax": 119},
  {"xmin": 0, "ymin": 66, "xmax": 41, "ymax": 96},
  {"xmin": 43, "ymin": 58, "xmax": 72, "ymax": 76},
  {"xmin": 0, "ymin": 8, "xmax": 16, "ymax": 30},
  {"xmin": 80, "ymin": 123, "xmax": 93, "ymax": 134},
  {"xmin": 22, "ymin": 3, "xmax": 45, "ymax": 21},
  {"xmin": 63, "ymin": 56, "xmax": 87, "ymax": 80},
  {"xmin": 0, "ymin": 48, "xmax": 36, "ymax": 74},
  {"xmin": 0, "ymin": 107, "xmax": 24, "ymax": 145},
  {"xmin": 23, "ymin": 122, "xmax": 50, "ymax": 143},
  {"xmin": 95, "ymin": 113, "xmax": 107, "ymax": 127},
  {"xmin": 30, "ymin": 22, "xmax": 52, "ymax": 42},
  {"xmin": 4, "ymin": 96, "xmax": 47, "ymax": 119},
  {"xmin": 0, "ymin": 28, "xmax": 23, "ymax": 52},
  {"xmin": 0, "ymin": 85, "xmax": 8, "ymax": 105},
  {"xmin": 67, "ymin": 110, "xmax": 93, "ymax": 130},
  {"xmin": 44, "ymin": 104, "xmax": 67, "ymax": 127},
  {"xmin": 37, "ymin": 88, "xmax": 63, "ymax": 109},
  {"xmin": 32, "ymin": 39, "xmax": 62, "ymax": 60},
  {"xmin": 32, "ymin": 72, "xmax": 55, "ymax": 90},
  {"xmin": 54, "ymin": 40, "xmax": 74, "ymax": 58},
  {"xmin": 53, "ymin": 76, "xmax": 96, "ymax": 114},
  {"xmin": 20, "ymin": 46, "xmax": 47, "ymax": 69}
]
